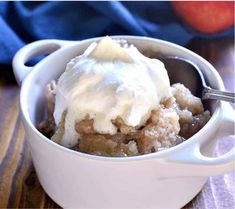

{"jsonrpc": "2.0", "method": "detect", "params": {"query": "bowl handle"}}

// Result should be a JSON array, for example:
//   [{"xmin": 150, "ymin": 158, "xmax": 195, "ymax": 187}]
[
  {"xmin": 166, "ymin": 103, "xmax": 235, "ymax": 177},
  {"xmin": 12, "ymin": 39, "xmax": 76, "ymax": 85}
]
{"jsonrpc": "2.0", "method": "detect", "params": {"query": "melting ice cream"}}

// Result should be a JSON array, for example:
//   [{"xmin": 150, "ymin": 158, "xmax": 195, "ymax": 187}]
[{"xmin": 54, "ymin": 36, "xmax": 172, "ymax": 147}]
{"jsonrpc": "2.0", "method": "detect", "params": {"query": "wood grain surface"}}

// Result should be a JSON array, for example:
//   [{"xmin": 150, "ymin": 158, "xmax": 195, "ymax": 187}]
[{"xmin": 0, "ymin": 38, "xmax": 234, "ymax": 209}]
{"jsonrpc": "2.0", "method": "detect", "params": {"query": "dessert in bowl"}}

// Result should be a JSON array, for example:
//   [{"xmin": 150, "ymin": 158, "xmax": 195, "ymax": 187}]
[
  {"xmin": 13, "ymin": 36, "xmax": 234, "ymax": 209},
  {"xmin": 38, "ymin": 36, "xmax": 210, "ymax": 157}
]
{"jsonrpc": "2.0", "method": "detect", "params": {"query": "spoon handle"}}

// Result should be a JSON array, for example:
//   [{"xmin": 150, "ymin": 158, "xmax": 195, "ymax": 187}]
[{"xmin": 202, "ymin": 87, "xmax": 235, "ymax": 103}]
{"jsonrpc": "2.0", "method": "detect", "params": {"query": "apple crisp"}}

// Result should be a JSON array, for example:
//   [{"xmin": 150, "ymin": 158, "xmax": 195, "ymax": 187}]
[{"xmin": 38, "ymin": 81, "xmax": 210, "ymax": 157}]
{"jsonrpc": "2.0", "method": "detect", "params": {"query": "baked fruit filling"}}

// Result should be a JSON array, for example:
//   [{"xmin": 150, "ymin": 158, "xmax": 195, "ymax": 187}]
[{"xmin": 39, "ymin": 82, "xmax": 210, "ymax": 157}]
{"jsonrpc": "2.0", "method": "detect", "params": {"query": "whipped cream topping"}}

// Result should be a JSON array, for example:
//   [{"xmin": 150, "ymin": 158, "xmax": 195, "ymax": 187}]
[{"xmin": 54, "ymin": 36, "xmax": 172, "ymax": 147}]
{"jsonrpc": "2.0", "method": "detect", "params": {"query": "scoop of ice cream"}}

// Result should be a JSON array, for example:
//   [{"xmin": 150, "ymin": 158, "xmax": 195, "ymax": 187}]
[{"xmin": 54, "ymin": 36, "xmax": 172, "ymax": 147}]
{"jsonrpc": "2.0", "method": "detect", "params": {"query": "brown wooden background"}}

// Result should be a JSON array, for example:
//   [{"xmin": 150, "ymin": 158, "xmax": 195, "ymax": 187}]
[{"xmin": 0, "ymin": 38, "xmax": 234, "ymax": 209}]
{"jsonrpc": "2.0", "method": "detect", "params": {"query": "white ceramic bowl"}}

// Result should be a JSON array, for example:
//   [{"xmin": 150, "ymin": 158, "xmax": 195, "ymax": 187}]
[{"xmin": 13, "ymin": 36, "xmax": 235, "ymax": 209}]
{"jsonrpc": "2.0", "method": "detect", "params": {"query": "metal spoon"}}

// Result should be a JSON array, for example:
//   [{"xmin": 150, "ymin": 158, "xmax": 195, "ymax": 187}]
[{"xmin": 158, "ymin": 56, "xmax": 235, "ymax": 103}]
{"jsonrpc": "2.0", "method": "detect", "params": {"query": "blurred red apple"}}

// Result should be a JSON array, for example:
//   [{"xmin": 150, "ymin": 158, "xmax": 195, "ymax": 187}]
[{"xmin": 171, "ymin": 1, "xmax": 234, "ymax": 34}]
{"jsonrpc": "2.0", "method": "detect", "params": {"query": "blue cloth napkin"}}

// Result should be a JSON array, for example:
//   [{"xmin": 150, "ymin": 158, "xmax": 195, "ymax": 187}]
[{"xmin": 0, "ymin": 1, "xmax": 234, "ymax": 65}]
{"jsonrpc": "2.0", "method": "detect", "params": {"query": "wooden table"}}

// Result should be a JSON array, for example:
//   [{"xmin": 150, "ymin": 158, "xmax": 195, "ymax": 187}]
[{"xmin": 0, "ymin": 38, "xmax": 234, "ymax": 209}]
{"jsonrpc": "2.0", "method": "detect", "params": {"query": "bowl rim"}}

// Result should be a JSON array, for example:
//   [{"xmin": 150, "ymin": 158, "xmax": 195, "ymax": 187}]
[{"xmin": 20, "ymin": 35, "xmax": 224, "ymax": 162}]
